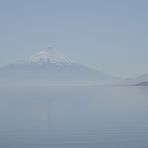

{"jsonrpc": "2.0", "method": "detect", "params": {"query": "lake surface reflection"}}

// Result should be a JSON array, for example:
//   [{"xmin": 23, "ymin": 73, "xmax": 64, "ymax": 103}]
[{"xmin": 0, "ymin": 86, "xmax": 148, "ymax": 148}]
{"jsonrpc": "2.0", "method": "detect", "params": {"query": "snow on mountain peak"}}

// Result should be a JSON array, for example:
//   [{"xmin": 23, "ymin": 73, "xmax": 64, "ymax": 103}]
[{"xmin": 19, "ymin": 47, "xmax": 75, "ymax": 65}]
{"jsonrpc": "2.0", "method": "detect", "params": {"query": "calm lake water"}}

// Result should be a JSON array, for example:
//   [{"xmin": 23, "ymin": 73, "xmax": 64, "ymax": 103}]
[{"xmin": 0, "ymin": 86, "xmax": 148, "ymax": 148}]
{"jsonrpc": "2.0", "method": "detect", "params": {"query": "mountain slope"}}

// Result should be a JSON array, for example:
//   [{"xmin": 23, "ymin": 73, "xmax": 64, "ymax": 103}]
[{"xmin": 0, "ymin": 48, "xmax": 120, "ymax": 85}]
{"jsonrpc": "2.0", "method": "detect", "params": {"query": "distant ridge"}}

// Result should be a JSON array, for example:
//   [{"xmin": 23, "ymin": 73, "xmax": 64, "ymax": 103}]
[
  {"xmin": 134, "ymin": 81, "xmax": 148, "ymax": 86},
  {"xmin": 123, "ymin": 72, "xmax": 148, "ymax": 86}
]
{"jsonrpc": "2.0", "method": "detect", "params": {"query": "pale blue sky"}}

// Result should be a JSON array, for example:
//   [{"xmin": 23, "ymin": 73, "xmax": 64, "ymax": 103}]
[{"xmin": 0, "ymin": 0, "xmax": 148, "ymax": 78}]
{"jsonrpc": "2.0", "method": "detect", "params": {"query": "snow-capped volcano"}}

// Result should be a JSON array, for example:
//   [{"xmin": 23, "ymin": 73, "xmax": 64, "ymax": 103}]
[
  {"xmin": 19, "ymin": 47, "xmax": 75, "ymax": 65},
  {"xmin": 0, "ymin": 47, "xmax": 121, "ymax": 85}
]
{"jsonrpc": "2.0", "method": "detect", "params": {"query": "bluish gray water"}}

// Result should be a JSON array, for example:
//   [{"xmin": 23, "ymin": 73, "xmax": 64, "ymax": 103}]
[{"xmin": 0, "ymin": 86, "xmax": 148, "ymax": 148}]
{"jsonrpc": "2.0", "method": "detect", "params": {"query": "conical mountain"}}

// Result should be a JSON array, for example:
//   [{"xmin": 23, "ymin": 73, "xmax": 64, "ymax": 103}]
[{"xmin": 0, "ymin": 48, "xmax": 120, "ymax": 86}]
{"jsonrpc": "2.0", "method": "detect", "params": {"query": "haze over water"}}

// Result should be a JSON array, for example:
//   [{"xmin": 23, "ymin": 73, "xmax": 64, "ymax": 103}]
[{"xmin": 0, "ymin": 86, "xmax": 148, "ymax": 148}]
